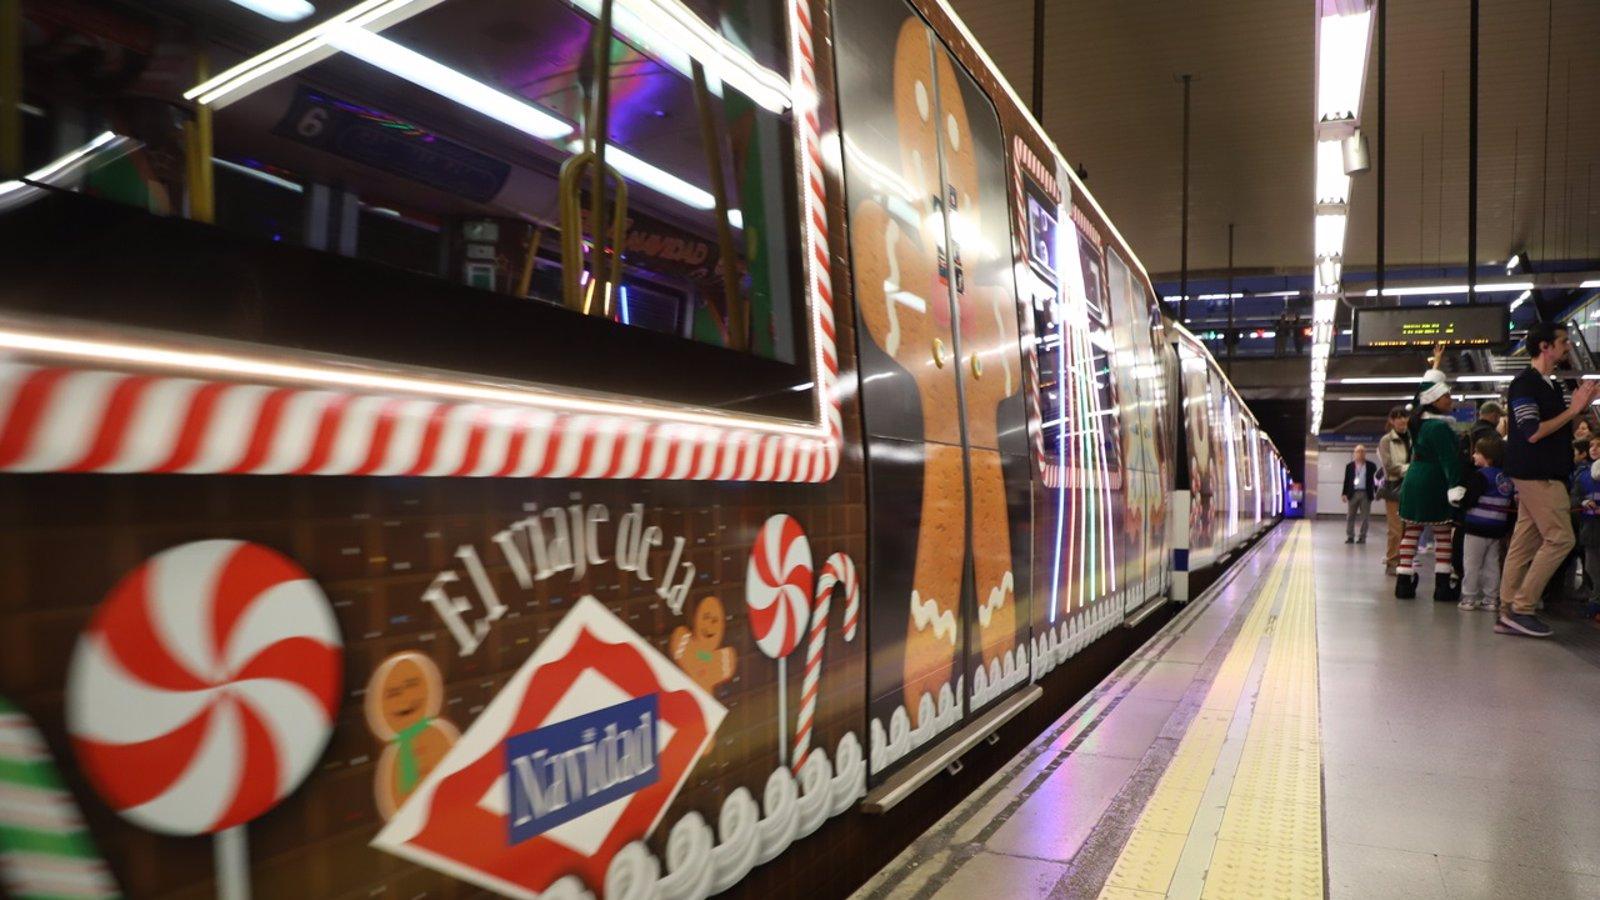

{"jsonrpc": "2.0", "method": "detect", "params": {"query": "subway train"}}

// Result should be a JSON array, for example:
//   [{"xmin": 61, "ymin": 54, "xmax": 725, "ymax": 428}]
[{"xmin": 0, "ymin": 0, "xmax": 1283, "ymax": 897}]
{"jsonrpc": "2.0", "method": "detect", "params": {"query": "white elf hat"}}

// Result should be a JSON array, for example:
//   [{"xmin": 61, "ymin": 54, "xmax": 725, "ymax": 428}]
[{"xmin": 1417, "ymin": 368, "xmax": 1452, "ymax": 406}]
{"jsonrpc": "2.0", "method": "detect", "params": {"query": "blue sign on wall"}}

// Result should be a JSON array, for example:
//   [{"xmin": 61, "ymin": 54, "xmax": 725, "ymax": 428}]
[{"xmin": 503, "ymin": 694, "xmax": 660, "ymax": 845}]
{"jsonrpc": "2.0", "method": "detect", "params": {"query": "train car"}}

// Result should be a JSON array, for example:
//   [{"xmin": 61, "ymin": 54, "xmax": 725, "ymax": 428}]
[{"xmin": 0, "ymin": 0, "xmax": 1281, "ymax": 897}]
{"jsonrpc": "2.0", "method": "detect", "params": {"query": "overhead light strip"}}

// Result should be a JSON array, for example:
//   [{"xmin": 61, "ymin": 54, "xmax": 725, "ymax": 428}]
[
  {"xmin": 186, "ymin": 0, "xmax": 788, "ymax": 113},
  {"xmin": 327, "ymin": 26, "xmax": 572, "ymax": 139},
  {"xmin": 1309, "ymin": 0, "xmax": 1375, "ymax": 435}
]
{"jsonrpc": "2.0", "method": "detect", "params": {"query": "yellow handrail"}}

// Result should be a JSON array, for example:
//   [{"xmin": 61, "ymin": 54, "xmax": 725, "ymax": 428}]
[
  {"xmin": 558, "ymin": 151, "xmax": 627, "ymax": 314},
  {"xmin": 184, "ymin": 52, "xmax": 215, "ymax": 224},
  {"xmin": 0, "ymin": 0, "xmax": 20, "ymax": 179},
  {"xmin": 691, "ymin": 59, "xmax": 746, "ymax": 351}
]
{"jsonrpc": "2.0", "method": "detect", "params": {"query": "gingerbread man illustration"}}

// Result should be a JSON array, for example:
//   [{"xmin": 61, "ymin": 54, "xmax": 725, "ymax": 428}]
[
  {"xmin": 670, "ymin": 595, "xmax": 737, "ymax": 694},
  {"xmin": 934, "ymin": 62, "xmax": 1020, "ymax": 679},
  {"xmin": 365, "ymin": 651, "xmax": 460, "ymax": 819},
  {"xmin": 849, "ymin": 19, "xmax": 972, "ymax": 723}
]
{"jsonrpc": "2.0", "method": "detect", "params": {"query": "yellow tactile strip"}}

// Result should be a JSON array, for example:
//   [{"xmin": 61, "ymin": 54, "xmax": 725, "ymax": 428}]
[{"xmin": 1099, "ymin": 523, "xmax": 1324, "ymax": 899}]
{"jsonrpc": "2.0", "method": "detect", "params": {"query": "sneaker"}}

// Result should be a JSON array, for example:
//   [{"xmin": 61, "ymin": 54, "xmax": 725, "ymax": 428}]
[
  {"xmin": 1474, "ymin": 599, "xmax": 1496, "ymax": 611},
  {"xmin": 1346, "ymin": 536, "xmax": 1354, "ymax": 544},
  {"xmin": 1357, "ymin": 535, "xmax": 1367, "ymax": 543},
  {"xmin": 1458, "ymin": 597, "xmax": 1477, "ymax": 610},
  {"xmin": 1497, "ymin": 612, "xmax": 1553, "ymax": 638}
]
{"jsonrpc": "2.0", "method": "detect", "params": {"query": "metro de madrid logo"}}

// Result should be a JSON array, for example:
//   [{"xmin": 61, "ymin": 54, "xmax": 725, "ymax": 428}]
[{"xmin": 371, "ymin": 596, "xmax": 726, "ymax": 898}]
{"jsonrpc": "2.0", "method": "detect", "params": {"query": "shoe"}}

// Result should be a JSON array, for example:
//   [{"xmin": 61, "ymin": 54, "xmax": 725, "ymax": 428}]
[
  {"xmin": 1346, "ymin": 536, "xmax": 1354, "ymax": 543},
  {"xmin": 1395, "ymin": 573, "xmax": 1418, "ymax": 599},
  {"xmin": 1497, "ymin": 612, "xmax": 1553, "ymax": 638},
  {"xmin": 1434, "ymin": 573, "xmax": 1460, "ymax": 604},
  {"xmin": 1474, "ymin": 599, "xmax": 1496, "ymax": 611},
  {"xmin": 1357, "ymin": 536, "xmax": 1367, "ymax": 543},
  {"xmin": 1458, "ymin": 597, "xmax": 1477, "ymax": 610}
]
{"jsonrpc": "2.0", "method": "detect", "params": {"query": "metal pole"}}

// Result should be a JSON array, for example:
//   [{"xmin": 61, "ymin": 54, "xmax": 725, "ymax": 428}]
[
  {"xmin": 1226, "ymin": 222, "xmax": 1235, "ymax": 374},
  {"xmin": 1031, "ymin": 0, "xmax": 1046, "ymax": 118},
  {"xmin": 1376, "ymin": 0, "xmax": 1386, "ymax": 303},
  {"xmin": 0, "ymin": 0, "xmax": 20, "ymax": 179},
  {"xmin": 1467, "ymin": 0, "xmax": 1478, "ymax": 302},
  {"xmin": 1179, "ymin": 74, "xmax": 1192, "ymax": 324}
]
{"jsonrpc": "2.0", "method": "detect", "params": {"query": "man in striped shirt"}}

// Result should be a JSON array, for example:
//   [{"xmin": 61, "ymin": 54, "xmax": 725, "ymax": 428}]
[{"xmin": 1499, "ymin": 322, "xmax": 1600, "ymax": 637}]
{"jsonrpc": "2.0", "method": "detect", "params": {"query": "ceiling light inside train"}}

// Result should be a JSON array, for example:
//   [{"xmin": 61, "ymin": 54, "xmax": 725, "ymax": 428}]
[
  {"xmin": 565, "ymin": 142, "xmax": 712, "ymax": 210},
  {"xmin": 226, "ymin": 0, "xmax": 316, "ymax": 21},
  {"xmin": 327, "ymin": 26, "xmax": 573, "ymax": 140},
  {"xmin": 188, "ymin": 0, "xmax": 790, "ymax": 115}
]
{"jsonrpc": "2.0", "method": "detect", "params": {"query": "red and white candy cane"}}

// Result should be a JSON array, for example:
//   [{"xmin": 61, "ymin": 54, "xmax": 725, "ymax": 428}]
[{"xmin": 792, "ymin": 551, "xmax": 859, "ymax": 771}]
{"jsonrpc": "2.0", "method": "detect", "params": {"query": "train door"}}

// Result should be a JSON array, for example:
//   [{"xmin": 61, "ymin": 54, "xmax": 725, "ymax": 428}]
[
  {"xmin": 833, "ymin": 0, "xmax": 1032, "ymax": 778},
  {"xmin": 1178, "ymin": 339, "xmax": 1216, "ymax": 569},
  {"xmin": 1068, "ymin": 220, "xmax": 1128, "ymax": 614},
  {"xmin": 1105, "ymin": 251, "xmax": 1161, "ymax": 610}
]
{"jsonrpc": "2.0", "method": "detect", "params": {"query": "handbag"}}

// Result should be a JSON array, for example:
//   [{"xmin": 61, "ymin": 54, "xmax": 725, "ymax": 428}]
[{"xmin": 1377, "ymin": 466, "xmax": 1401, "ymax": 501}]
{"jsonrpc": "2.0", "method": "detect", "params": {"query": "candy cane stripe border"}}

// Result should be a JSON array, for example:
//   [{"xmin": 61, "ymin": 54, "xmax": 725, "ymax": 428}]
[{"xmin": 0, "ymin": 1, "xmax": 841, "ymax": 485}]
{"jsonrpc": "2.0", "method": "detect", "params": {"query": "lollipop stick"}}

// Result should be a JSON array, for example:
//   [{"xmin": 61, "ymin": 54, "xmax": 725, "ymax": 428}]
[
  {"xmin": 214, "ymin": 826, "xmax": 250, "ymax": 900},
  {"xmin": 776, "ymin": 657, "xmax": 787, "ymax": 769}
]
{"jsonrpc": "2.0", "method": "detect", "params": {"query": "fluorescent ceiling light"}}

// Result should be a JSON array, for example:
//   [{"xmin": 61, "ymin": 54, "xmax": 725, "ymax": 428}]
[
  {"xmin": 0, "ymin": 131, "xmax": 134, "ymax": 212},
  {"xmin": 568, "ymin": 0, "xmax": 790, "ymax": 113},
  {"xmin": 1334, "ymin": 376, "xmax": 1487, "ymax": 385},
  {"xmin": 1583, "ymin": 279, "xmax": 1600, "ymax": 289},
  {"xmin": 213, "ymin": 157, "xmax": 304, "ymax": 193},
  {"xmin": 1315, "ymin": 139, "xmax": 1350, "ymax": 204},
  {"xmin": 1314, "ymin": 212, "xmax": 1347, "ymax": 258},
  {"xmin": 187, "ymin": 0, "xmax": 450, "ymax": 107},
  {"xmin": 190, "ymin": 0, "xmax": 789, "ymax": 116},
  {"xmin": 567, "ymin": 141, "xmax": 713, "ymax": 210},
  {"xmin": 1317, "ymin": 9, "xmax": 1372, "ymax": 122},
  {"xmin": 327, "ymin": 26, "xmax": 572, "ymax": 140},
  {"xmin": 1316, "ymin": 255, "xmax": 1341, "ymax": 287},
  {"xmin": 1505, "ymin": 253, "xmax": 1522, "ymax": 273},
  {"xmin": 1509, "ymin": 290, "xmax": 1531, "ymax": 312},
  {"xmin": 1362, "ymin": 281, "xmax": 1535, "ymax": 297},
  {"xmin": 227, "ymin": 0, "xmax": 316, "ymax": 21}
]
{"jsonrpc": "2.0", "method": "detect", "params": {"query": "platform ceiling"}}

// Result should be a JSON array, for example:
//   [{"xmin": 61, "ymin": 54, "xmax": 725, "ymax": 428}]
[{"xmin": 945, "ymin": 0, "xmax": 1600, "ymax": 279}]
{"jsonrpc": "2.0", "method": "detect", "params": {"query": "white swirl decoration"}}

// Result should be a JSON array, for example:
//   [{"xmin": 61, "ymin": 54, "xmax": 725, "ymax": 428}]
[
  {"xmin": 1029, "ymin": 602, "xmax": 1123, "ymax": 683},
  {"xmin": 591, "ymin": 732, "xmax": 866, "ymax": 900},
  {"xmin": 869, "ymin": 677, "xmax": 964, "ymax": 775},
  {"xmin": 970, "ymin": 645, "xmax": 1030, "ymax": 712}
]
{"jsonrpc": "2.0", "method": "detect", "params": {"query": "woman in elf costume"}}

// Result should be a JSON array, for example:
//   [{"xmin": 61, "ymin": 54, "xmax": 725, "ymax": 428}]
[{"xmin": 1396, "ymin": 370, "xmax": 1462, "ymax": 600}]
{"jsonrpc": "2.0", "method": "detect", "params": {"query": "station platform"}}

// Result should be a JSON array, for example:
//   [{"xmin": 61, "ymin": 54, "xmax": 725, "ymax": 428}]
[{"xmin": 852, "ymin": 519, "xmax": 1600, "ymax": 900}]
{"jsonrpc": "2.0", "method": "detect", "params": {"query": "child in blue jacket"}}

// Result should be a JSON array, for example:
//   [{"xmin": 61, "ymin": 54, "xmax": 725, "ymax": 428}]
[{"xmin": 1453, "ymin": 435, "xmax": 1516, "ymax": 610}]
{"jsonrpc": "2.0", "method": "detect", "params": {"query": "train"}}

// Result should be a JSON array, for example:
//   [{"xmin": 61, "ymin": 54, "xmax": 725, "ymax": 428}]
[{"xmin": 0, "ymin": 0, "xmax": 1283, "ymax": 897}]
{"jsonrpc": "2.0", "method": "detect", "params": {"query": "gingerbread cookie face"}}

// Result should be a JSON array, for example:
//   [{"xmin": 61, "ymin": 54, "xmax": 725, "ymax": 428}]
[
  {"xmin": 365, "ymin": 651, "xmax": 458, "ymax": 819},
  {"xmin": 373, "ymin": 655, "xmax": 434, "ymax": 736}
]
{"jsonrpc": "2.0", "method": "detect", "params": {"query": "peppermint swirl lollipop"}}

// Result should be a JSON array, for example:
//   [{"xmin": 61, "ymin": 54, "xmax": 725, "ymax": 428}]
[{"xmin": 66, "ymin": 540, "xmax": 342, "ymax": 835}]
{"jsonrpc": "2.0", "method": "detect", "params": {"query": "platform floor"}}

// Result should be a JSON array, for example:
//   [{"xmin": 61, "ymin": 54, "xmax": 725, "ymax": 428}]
[{"xmin": 853, "ymin": 519, "xmax": 1600, "ymax": 899}]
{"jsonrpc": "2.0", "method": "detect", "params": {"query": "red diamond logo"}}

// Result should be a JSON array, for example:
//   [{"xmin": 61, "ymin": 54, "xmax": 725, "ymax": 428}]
[{"xmin": 371, "ymin": 596, "xmax": 726, "ymax": 897}]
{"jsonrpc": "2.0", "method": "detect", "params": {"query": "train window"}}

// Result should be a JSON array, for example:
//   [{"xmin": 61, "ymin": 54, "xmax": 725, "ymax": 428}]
[{"xmin": 1, "ymin": 0, "xmax": 810, "ymax": 415}]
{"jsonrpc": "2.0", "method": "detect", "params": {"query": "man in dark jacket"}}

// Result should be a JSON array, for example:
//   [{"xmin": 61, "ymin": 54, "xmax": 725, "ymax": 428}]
[
  {"xmin": 1342, "ymin": 445, "xmax": 1379, "ymax": 543},
  {"xmin": 1501, "ymin": 322, "xmax": 1600, "ymax": 637}
]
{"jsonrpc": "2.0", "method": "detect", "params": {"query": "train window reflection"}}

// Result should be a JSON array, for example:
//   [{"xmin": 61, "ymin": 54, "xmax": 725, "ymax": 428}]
[{"xmin": 7, "ymin": 0, "xmax": 804, "ymax": 365}]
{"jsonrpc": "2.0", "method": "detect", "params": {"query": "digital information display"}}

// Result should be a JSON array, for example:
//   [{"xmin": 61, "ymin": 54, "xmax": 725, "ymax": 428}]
[{"xmin": 1353, "ymin": 305, "xmax": 1510, "ymax": 349}]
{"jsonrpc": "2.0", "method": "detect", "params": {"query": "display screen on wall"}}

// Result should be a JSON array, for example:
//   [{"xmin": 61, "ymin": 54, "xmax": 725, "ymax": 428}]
[{"xmin": 1353, "ymin": 305, "xmax": 1509, "ymax": 349}]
